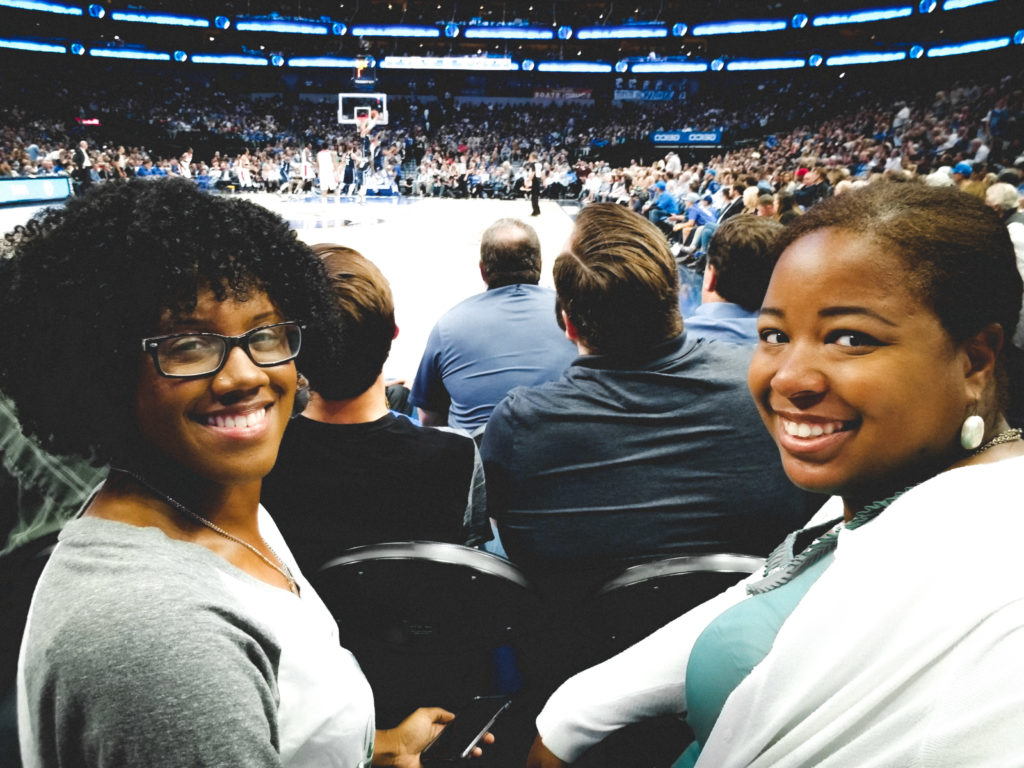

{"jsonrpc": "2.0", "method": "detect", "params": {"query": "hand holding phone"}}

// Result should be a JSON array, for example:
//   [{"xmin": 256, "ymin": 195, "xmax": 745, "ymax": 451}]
[{"xmin": 420, "ymin": 695, "xmax": 511, "ymax": 766}]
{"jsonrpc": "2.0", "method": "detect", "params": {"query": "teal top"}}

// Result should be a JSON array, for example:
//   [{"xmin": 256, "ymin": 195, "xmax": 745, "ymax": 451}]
[{"xmin": 673, "ymin": 552, "xmax": 835, "ymax": 767}]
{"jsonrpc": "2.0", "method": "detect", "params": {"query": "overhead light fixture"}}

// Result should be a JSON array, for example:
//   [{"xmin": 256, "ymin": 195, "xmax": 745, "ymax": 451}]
[
  {"xmin": 537, "ymin": 60, "xmax": 612, "ymax": 73},
  {"xmin": 190, "ymin": 53, "xmax": 268, "ymax": 65},
  {"xmin": 826, "ymin": 50, "xmax": 908, "ymax": 65},
  {"xmin": 0, "ymin": 0, "xmax": 81, "ymax": 14},
  {"xmin": 350, "ymin": 25, "xmax": 439, "ymax": 37},
  {"xmin": 812, "ymin": 7, "xmax": 914, "ymax": 26},
  {"xmin": 692, "ymin": 19, "xmax": 788, "ymax": 35},
  {"xmin": 287, "ymin": 56, "xmax": 362, "ymax": 67},
  {"xmin": 0, "ymin": 37, "xmax": 66, "ymax": 52},
  {"xmin": 632, "ymin": 60, "xmax": 708, "ymax": 73},
  {"xmin": 109, "ymin": 10, "xmax": 209, "ymax": 27},
  {"xmin": 726, "ymin": 57, "xmax": 806, "ymax": 71},
  {"xmin": 576, "ymin": 26, "xmax": 667, "ymax": 40},
  {"xmin": 464, "ymin": 26, "xmax": 553, "ymax": 39},
  {"xmin": 88, "ymin": 47, "xmax": 172, "ymax": 60},
  {"xmin": 926, "ymin": 36, "xmax": 1010, "ymax": 55},
  {"xmin": 235, "ymin": 19, "xmax": 330, "ymax": 34}
]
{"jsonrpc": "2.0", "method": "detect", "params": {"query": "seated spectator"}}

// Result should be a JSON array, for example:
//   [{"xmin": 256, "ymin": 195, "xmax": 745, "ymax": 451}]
[
  {"xmin": 985, "ymin": 182, "xmax": 1024, "ymax": 348},
  {"xmin": 756, "ymin": 192, "xmax": 777, "ymax": 217},
  {"xmin": 683, "ymin": 216, "xmax": 784, "ymax": 344},
  {"xmin": 480, "ymin": 204, "xmax": 808, "ymax": 578},
  {"xmin": 792, "ymin": 166, "xmax": 831, "ymax": 209},
  {"xmin": 410, "ymin": 218, "xmax": 577, "ymax": 432},
  {"xmin": 775, "ymin": 189, "xmax": 803, "ymax": 225},
  {"xmin": 643, "ymin": 180, "xmax": 681, "ymax": 232},
  {"xmin": 675, "ymin": 194, "xmax": 721, "ymax": 263},
  {"xmin": 261, "ymin": 244, "xmax": 490, "ymax": 574},
  {"xmin": 717, "ymin": 182, "xmax": 746, "ymax": 222}
]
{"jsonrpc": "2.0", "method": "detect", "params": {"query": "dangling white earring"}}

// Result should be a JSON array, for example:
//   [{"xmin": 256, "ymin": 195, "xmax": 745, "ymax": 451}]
[{"xmin": 960, "ymin": 414, "xmax": 985, "ymax": 451}]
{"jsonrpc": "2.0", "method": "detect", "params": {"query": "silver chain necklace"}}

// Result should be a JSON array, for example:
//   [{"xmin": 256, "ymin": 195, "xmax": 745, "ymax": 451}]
[
  {"xmin": 971, "ymin": 427, "xmax": 1022, "ymax": 456},
  {"xmin": 116, "ymin": 468, "xmax": 300, "ymax": 596}
]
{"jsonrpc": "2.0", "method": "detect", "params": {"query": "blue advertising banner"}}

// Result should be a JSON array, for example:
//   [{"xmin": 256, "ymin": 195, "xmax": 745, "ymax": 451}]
[
  {"xmin": 614, "ymin": 89, "xmax": 676, "ymax": 101},
  {"xmin": 0, "ymin": 175, "xmax": 73, "ymax": 207},
  {"xmin": 649, "ymin": 130, "xmax": 723, "ymax": 146}
]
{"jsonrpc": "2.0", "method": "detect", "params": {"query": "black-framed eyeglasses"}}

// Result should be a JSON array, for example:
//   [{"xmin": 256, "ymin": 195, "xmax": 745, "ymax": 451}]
[{"xmin": 141, "ymin": 321, "xmax": 303, "ymax": 379}]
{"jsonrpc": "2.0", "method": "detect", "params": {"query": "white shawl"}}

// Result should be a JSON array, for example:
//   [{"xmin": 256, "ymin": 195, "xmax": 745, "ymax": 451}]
[
  {"xmin": 538, "ymin": 455, "xmax": 1024, "ymax": 766},
  {"xmin": 697, "ymin": 455, "xmax": 1024, "ymax": 766}
]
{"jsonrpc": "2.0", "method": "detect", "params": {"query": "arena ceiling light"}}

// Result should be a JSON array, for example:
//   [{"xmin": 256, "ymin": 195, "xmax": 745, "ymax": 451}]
[
  {"xmin": 0, "ymin": 37, "xmax": 66, "ymax": 52},
  {"xmin": 811, "ymin": 6, "xmax": 914, "ymax": 26},
  {"xmin": 925, "ymin": 35, "xmax": 1010, "ymax": 55},
  {"xmin": 691, "ymin": 19, "xmax": 789, "ymax": 35},
  {"xmin": 379, "ymin": 55, "xmax": 518, "ymax": 70},
  {"xmin": 463, "ymin": 27, "xmax": 554, "ymax": 40},
  {"xmin": 108, "ymin": 10, "xmax": 210, "ymax": 27},
  {"xmin": 235, "ymin": 19, "xmax": 331, "ymax": 35},
  {"xmin": 942, "ymin": 0, "xmax": 998, "ymax": 8},
  {"xmin": 0, "ymin": 0, "xmax": 80, "ymax": 14},
  {"xmin": 576, "ymin": 25, "xmax": 668, "ymax": 40},
  {"xmin": 88, "ymin": 47, "xmax": 172, "ymax": 61},
  {"xmin": 726, "ymin": 57, "xmax": 806, "ymax": 71},
  {"xmin": 349, "ymin": 25, "xmax": 439, "ymax": 37},
  {"xmin": 631, "ymin": 60, "xmax": 708, "ymax": 73},
  {"xmin": 537, "ymin": 61, "xmax": 613, "ymax": 73},
  {"xmin": 825, "ymin": 50, "xmax": 908, "ymax": 64},
  {"xmin": 189, "ymin": 53, "xmax": 268, "ymax": 65},
  {"xmin": 287, "ymin": 56, "xmax": 362, "ymax": 67}
]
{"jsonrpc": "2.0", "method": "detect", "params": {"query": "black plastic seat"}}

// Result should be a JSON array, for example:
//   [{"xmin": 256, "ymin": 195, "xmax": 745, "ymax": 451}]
[
  {"xmin": 314, "ymin": 542, "xmax": 540, "ymax": 728},
  {"xmin": 583, "ymin": 553, "xmax": 764, "ymax": 661},
  {"xmin": 567, "ymin": 553, "xmax": 764, "ymax": 768}
]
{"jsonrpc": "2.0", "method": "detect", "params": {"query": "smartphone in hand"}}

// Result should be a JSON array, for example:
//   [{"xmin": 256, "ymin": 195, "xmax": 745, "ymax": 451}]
[{"xmin": 420, "ymin": 695, "xmax": 512, "ymax": 765}]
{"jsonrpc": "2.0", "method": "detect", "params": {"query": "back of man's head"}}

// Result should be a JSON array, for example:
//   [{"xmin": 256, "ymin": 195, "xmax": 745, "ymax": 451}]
[
  {"xmin": 554, "ymin": 203, "xmax": 682, "ymax": 356},
  {"xmin": 480, "ymin": 218, "xmax": 543, "ymax": 288},
  {"xmin": 985, "ymin": 182, "xmax": 1020, "ymax": 215},
  {"xmin": 706, "ymin": 215, "xmax": 784, "ymax": 312},
  {"xmin": 305, "ymin": 243, "xmax": 396, "ymax": 400}
]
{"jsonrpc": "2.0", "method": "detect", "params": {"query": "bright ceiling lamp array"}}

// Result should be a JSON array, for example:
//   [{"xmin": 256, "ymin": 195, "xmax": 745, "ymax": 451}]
[{"xmin": 0, "ymin": 0, "xmax": 1019, "ymax": 72}]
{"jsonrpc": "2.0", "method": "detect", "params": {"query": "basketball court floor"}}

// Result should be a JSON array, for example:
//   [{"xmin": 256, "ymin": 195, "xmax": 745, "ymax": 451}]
[{"xmin": 1, "ymin": 193, "xmax": 703, "ymax": 383}]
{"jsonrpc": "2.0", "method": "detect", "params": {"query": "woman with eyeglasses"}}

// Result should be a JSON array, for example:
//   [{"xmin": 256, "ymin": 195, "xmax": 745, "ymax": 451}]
[{"xmin": 3, "ymin": 178, "xmax": 480, "ymax": 767}]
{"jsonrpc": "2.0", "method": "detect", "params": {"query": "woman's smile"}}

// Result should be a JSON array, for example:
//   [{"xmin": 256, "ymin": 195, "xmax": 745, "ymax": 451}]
[
  {"xmin": 774, "ymin": 413, "xmax": 859, "ymax": 456},
  {"xmin": 196, "ymin": 403, "xmax": 272, "ymax": 432}
]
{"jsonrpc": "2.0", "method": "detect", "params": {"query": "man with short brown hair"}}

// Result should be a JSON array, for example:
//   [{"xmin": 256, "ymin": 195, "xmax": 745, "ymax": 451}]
[{"xmin": 481, "ymin": 204, "xmax": 807, "ymax": 577}]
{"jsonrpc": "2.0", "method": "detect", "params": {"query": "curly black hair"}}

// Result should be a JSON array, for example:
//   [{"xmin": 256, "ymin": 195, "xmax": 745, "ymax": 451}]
[{"xmin": 0, "ymin": 177, "xmax": 341, "ymax": 465}]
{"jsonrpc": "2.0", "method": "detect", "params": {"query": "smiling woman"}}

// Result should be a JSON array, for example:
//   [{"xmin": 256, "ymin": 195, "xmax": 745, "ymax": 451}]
[
  {"xmin": 0, "ymin": 178, "xmax": 482, "ymax": 768},
  {"xmin": 526, "ymin": 182, "xmax": 1024, "ymax": 768}
]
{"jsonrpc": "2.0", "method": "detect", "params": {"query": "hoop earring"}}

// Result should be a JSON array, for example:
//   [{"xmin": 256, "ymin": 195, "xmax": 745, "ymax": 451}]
[
  {"xmin": 292, "ymin": 373, "xmax": 310, "ymax": 418},
  {"xmin": 960, "ymin": 413, "xmax": 985, "ymax": 451}
]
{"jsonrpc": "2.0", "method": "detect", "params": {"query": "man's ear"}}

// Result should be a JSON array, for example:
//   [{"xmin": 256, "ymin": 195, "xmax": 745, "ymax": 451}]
[
  {"xmin": 561, "ymin": 309, "xmax": 581, "ymax": 343},
  {"xmin": 702, "ymin": 264, "xmax": 718, "ymax": 294},
  {"xmin": 479, "ymin": 261, "xmax": 487, "ymax": 284},
  {"xmin": 962, "ymin": 322, "xmax": 1004, "ymax": 401},
  {"xmin": 393, "ymin": 324, "xmax": 400, "ymax": 340}
]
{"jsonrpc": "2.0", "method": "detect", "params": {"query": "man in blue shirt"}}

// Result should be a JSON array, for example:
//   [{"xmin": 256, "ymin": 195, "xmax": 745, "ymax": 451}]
[
  {"xmin": 683, "ymin": 216, "xmax": 783, "ymax": 344},
  {"xmin": 410, "ymin": 218, "xmax": 577, "ymax": 432},
  {"xmin": 644, "ymin": 180, "xmax": 680, "ymax": 233},
  {"xmin": 673, "ymin": 194, "xmax": 720, "ymax": 260}
]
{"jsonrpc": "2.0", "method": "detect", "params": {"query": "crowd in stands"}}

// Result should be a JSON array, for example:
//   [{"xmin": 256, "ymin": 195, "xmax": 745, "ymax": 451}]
[{"xmin": 1, "ymin": 64, "xmax": 1021, "ymax": 212}]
